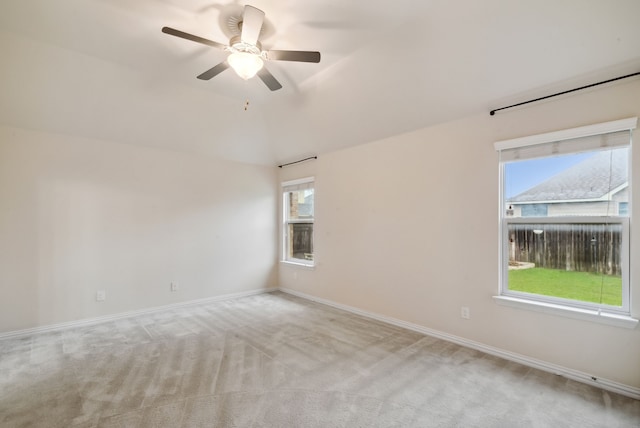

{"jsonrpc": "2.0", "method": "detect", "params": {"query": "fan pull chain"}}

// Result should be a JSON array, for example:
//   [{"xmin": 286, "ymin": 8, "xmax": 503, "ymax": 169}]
[{"xmin": 242, "ymin": 80, "xmax": 250, "ymax": 111}]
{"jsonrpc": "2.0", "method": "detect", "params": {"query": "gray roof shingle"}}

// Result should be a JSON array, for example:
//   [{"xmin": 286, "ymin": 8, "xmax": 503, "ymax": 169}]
[{"xmin": 508, "ymin": 149, "xmax": 628, "ymax": 203}]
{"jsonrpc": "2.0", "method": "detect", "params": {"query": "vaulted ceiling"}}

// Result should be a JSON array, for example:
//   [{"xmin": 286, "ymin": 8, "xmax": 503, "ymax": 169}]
[{"xmin": 1, "ymin": 0, "xmax": 639, "ymax": 165}]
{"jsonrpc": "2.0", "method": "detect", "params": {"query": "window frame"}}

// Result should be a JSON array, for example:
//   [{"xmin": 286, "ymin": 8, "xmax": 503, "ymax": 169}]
[
  {"xmin": 282, "ymin": 177, "xmax": 315, "ymax": 267},
  {"xmin": 495, "ymin": 118, "xmax": 637, "ymax": 324}
]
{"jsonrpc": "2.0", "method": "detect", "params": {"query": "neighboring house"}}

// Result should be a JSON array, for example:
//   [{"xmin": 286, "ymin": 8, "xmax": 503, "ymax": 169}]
[
  {"xmin": 507, "ymin": 149, "xmax": 628, "ymax": 217},
  {"xmin": 297, "ymin": 191, "xmax": 314, "ymax": 217}
]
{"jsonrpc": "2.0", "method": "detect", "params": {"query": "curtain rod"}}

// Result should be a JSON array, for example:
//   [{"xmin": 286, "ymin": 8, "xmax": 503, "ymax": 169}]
[
  {"xmin": 278, "ymin": 156, "xmax": 317, "ymax": 168},
  {"xmin": 489, "ymin": 71, "xmax": 640, "ymax": 116}
]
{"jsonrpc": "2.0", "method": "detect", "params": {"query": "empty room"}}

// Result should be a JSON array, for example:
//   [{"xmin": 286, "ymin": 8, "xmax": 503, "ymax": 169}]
[{"xmin": 1, "ymin": 0, "xmax": 639, "ymax": 427}]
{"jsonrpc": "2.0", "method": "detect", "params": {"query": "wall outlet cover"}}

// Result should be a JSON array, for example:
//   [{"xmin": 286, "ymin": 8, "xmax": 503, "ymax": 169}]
[{"xmin": 461, "ymin": 306, "xmax": 470, "ymax": 319}]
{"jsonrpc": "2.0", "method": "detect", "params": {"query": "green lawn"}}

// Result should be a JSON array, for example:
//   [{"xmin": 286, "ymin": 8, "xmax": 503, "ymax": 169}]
[{"xmin": 508, "ymin": 267, "xmax": 622, "ymax": 306}]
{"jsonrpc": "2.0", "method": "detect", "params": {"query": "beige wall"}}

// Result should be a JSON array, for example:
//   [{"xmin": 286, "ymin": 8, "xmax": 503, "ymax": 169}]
[
  {"xmin": 279, "ymin": 79, "xmax": 640, "ymax": 389},
  {"xmin": 0, "ymin": 126, "xmax": 278, "ymax": 332}
]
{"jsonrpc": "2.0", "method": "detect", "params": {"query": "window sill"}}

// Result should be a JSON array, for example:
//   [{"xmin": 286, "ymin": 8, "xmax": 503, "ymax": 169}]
[
  {"xmin": 493, "ymin": 295, "xmax": 638, "ymax": 329},
  {"xmin": 280, "ymin": 260, "xmax": 315, "ymax": 269}
]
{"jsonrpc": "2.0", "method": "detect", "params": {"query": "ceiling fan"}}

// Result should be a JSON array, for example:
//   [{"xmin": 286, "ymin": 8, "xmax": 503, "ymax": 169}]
[{"xmin": 162, "ymin": 5, "xmax": 321, "ymax": 91}]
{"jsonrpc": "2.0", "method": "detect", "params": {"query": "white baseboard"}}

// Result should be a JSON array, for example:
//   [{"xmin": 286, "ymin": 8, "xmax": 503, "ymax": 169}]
[
  {"xmin": 278, "ymin": 287, "xmax": 640, "ymax": 401},
  {"xmin": 0, "ymin": 287, "xmax": 277, "ymax": 340}
]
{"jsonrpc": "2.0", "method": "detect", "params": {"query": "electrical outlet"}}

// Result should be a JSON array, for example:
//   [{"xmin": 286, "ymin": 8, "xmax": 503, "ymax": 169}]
[
  {"xmin": 461, "ymin": 306, "xmax": 470, "ymax": 319},
  {"xmin": 96, "ymin": 290, "xmax": 106, "ymax": 302},
  {"xmin": 171, "ymin": 282, "xmax": 179, "ymax": 292}
]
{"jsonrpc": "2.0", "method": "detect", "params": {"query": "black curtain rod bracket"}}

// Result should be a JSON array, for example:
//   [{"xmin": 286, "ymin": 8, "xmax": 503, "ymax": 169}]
[
  {"xmin": 278, "ymin": 156, "xmax": 318, "ymax": 168},
  {"xmin": 490, "ymin": 71, "xmax": 640, "ymax": 116}
]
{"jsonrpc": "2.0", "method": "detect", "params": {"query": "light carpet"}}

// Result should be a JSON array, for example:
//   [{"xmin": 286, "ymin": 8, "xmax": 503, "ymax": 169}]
[{"xmin": 0, "ymin": 291, "xmax": 638, "ymax": 427}]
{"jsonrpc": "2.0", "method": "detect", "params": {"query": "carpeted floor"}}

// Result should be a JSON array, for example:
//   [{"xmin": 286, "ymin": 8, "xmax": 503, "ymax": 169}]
[{"xmin": 0, "ymin": 291, "xmax": 638, "ymax": 427}]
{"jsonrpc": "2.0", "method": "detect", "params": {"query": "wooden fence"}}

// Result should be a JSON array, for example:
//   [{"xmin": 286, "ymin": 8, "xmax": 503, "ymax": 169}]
[
  {"xmin": 291, "ymin": 223, "xmax": 313, "ymax": 259},
  {"xmin": 508, "ymin": 223, "xmax": 622, "ymax": 275}
]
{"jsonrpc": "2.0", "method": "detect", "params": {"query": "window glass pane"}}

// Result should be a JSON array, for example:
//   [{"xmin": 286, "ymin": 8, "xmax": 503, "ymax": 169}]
[
  {"xmin": 506, "ymin": 223, "xmax": 622, "ymax": 306},
  {"xmin": 288, "ymin": 223, "xmax": 314, "ymax": 261},
  {"xmin": 287, "ymin": 190, "xmax": 314, "ymax": 220},
  {"xmin": 505, "ymin": 148, "xmax": 628, "ymax": 218},
  {"xmin": 618, "ymin": 202, "xmax": 628, "ymax": 216},
  {"xmin": 283, "ymin": 184, "xmax": 314, "ymax": 264}
]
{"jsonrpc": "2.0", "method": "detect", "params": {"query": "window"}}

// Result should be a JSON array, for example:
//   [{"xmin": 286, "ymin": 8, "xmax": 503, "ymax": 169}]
[
  {"xmin": 495, "ymin": 118, "xmax": 636, "ymax": 319},
  {"xmin": 619, "ymin": 202, "xmax": 628, "ymax": 216},
  {"xmin": 282, "ymin": 177, "xmax": 314, "ymax": 265},
  {"xmin": 520, "ymin": 204, "xmax": 548, "ymax": 217}
]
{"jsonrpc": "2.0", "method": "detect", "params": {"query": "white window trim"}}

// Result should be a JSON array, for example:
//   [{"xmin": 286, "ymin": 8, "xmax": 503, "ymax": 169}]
[
  {"xmin": 493, "ymin": 295, "xmax": 638, "ymax": 329},
  {"xmin": 280, "ymin": 259, "xmax": 316, "ymax": 269},
  {"xmin": 282, "ymin": 177, "xmax": 315, "ymax": 267},
  {"xmin": 495, "ymin": 118, "xmax": 637, "ymax": 326},
  {"xmin": 282, "ymin": 176, "xmax": 315, "ymax": 189},
  {"xmin": 494, "ymin": 117, "xmax": 637, "ymax": 151}
]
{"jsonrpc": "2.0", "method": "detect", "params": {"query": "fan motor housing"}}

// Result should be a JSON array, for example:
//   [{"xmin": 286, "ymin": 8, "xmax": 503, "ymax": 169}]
[{"xmin": 229, "ymin": 35, "xmax": 262, "ymax": 55}]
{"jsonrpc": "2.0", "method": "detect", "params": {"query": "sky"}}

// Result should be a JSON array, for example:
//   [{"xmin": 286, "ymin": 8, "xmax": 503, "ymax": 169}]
[{"xmin": 504, "ymin": 152, "xmax": 594, "ymax": 198}]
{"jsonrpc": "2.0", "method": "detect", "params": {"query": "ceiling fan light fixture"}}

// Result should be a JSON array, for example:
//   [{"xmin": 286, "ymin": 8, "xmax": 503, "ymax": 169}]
[
  {"xmin": 162, "ymin": 5, "xmax": 320, "ymax": 91},
  {"xmin": 228, "ymin": 52, "xmax": 264, "ymax": 80}
]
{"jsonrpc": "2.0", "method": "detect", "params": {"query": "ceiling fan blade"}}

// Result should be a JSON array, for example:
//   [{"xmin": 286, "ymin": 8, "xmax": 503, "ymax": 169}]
[
  {"xmin": 197, "ymin": 61, "xmax": 230, "ymax": 80},
  {"xmin": 162, "ymin": 27, "xmax": 226, "ymax": 50},
  {"xmin": 266, "ymin": 50, "xmax": 321, "ymax": 63},
  {"xmin": 257, "ymin": 68, "xmax": 282, "ymax": 91},
  {"xmin": 240, "ymin": 5, "xmax": 265, "ymax": 46}
]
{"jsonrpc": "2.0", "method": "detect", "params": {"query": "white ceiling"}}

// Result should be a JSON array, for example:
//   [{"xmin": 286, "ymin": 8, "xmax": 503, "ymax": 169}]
[{"xmin": 1, "ymin": 0, "xmax": 639, "ymax": 165}]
